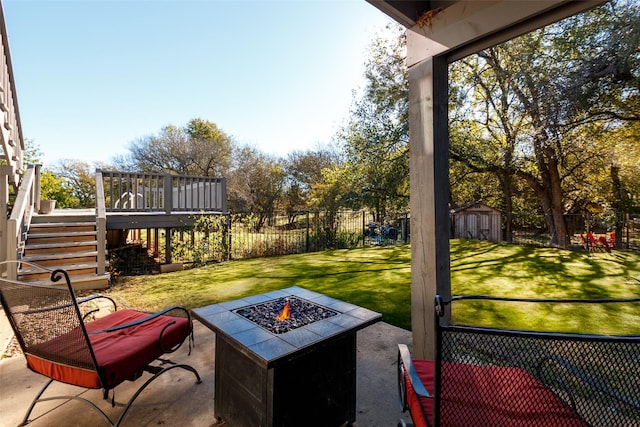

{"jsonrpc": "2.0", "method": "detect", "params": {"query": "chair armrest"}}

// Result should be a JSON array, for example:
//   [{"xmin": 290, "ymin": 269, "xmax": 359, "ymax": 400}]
[
  {"xmin": 89, "ymin": 306, "xmax": 193, "ymax": 354},
  {"xmin": 77, "ymin": 294, "xmax": 117, "ymax": 310},
  {"xmin": 398, "ymin": 344, "xmax": 431, "ymax": 412},
  {"xmin": 88, "ymin": 306, "xmax": 191, "ymax": 334},
  {"xmin": 77, "ymin": 295, "xmax": 117, "ymax": 320}
]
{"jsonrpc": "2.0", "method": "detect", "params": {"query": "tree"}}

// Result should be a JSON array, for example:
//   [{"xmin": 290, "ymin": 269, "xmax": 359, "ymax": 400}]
[
  {"xmin": 52, "ymin": 160, "xmax": 106, "ymax": 208},
  {"xmin": 449, "ymin": 0, "xmax": 640, "ymax": 246},
  {"xmin": 227, "ymin": 146, "xmax": 286, "ymax": 230},
  {"xmin": 338, "ymin": 24, "xmax": 409, "ymax": 221},
  {"xmin": 281, "ymin": 147, "xmax": 340, "ymax": 223},
  {"xmin": 185, "ymin": 118, "xmax": 233, "ymax": 177},
  {"xmin": 123, "ymin": 118, "xmax": 234, "ymax": 177},
  {"xmin": 39, "ymin": 170, "xmax": 75, "ymax": 208},
  {"xmin": 307, "ymin": 164, "xmax": 351, "ymax": 243},
  {"xmin": 22, "ymin": 139, "xmax": 44, "ymax": 167}
]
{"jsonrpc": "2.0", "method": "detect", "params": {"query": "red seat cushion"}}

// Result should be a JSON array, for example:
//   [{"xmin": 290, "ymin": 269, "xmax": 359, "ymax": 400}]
[
  {"xmin": 405, "ymin": 360, "xmax": 588, "ymax": 427},
  {"xmin": 26, "ymin": 309, "xmax": 190, "ymax": 389}
]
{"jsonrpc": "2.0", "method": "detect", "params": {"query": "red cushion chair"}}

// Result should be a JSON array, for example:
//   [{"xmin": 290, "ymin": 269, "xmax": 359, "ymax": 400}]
[
  {"xmin": 399, "ymin": 351, "xmax": 588, "ymax": 427},
  {"xmin": 0, "ymin": 262, "xmax": 202, "ymax": 426},
  {"xmin": 397, "ymin": 295, "xmax": 640, "ymax": 427}
]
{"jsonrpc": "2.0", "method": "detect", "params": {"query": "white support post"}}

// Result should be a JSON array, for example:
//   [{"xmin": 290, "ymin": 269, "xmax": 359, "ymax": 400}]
[{"xmin": 407, "ymin": 36, "xmax": 451, "ymax": 359}]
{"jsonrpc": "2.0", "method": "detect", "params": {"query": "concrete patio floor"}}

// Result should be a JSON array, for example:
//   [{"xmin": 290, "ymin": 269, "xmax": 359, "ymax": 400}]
[{"xmin": 0, "ymin": 314, "xmax": 414, "ymax": 427}]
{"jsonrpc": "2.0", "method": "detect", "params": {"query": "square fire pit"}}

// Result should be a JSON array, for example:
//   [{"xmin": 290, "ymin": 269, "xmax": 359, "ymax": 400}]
[{"xmin": 192, "ymin": 286, "xmax": 381, "ymax": 427}]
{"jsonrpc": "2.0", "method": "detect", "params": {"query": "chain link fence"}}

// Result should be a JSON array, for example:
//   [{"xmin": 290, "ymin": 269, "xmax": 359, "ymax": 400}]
[
  {"xmin": 452, "ymin": 211, "xmax": 639, "ymax": 250},
  {"xmin": 109, "ymin": 209, "xmax": 638, "ymax": 276}
]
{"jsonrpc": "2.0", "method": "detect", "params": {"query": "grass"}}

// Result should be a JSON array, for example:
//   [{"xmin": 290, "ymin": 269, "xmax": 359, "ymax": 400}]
[{"xmin": 105, "ymin": 240, "xmax": 640, "ymax": 335}]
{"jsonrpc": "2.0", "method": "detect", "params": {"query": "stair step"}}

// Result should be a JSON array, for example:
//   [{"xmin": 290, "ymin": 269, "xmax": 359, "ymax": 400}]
[
  {"xmin": 31, "ymin": 210, "xmax": 96, "ymax": 224},
  {"xmin": 27, "ymin": 230, "xmax": 97, "ymax": 239},
  {"xmin": 19, "ymin": 209, "xmax": 110, "ymax": 291},
  {"xmin": 30, "ymin": 221, "xmax": 96, "ymax": 228},
  {"xmin": 20, "ymin": 272, "xmax": 111, "ymax": 290},
  {"xmin": 19, "ymin": 262, "xmax": 100, "ymax": 280},
  {"xmin": 24, "ymin": 240, "xmax": 100, "ymax": 254},
  {"xmin": 27, "ymin": 232, "xmax": 98, "ymax": 245},
  {"xmin": 22, "ymin": 250, "xmax": 99, "ymax": 261},
  {"xmin": 29, "ymin": 222, "xmax": 96, "ymax": 233},
  {"xmin": 21, "ymin": 251, "xmax": 99, "ymax": 267}
]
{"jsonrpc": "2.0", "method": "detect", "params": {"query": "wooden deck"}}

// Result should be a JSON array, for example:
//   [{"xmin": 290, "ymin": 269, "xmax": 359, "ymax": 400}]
[{"xmin": 40, "ymin": 208, "xmax": 224, "ymax": 230}]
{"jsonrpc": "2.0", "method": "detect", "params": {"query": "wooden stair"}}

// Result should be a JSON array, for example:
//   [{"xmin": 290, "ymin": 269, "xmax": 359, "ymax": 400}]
[{"xmin": 20, "ymin": 211, "xmax": 110, "ymax": 290}]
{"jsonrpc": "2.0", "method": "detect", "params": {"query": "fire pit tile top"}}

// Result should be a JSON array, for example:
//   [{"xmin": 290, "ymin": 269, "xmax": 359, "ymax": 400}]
[{"xmin": 192, "ymin": 286, "xmax": 381, "ymax": 365}]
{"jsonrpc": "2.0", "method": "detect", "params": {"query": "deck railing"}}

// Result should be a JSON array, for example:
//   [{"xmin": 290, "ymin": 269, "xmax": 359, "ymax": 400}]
[
  {"xmin": 98, "ymin": 170, "xmax": 227, "ymax": 213},
  {"xmin": 0, "ymin": 3, "xmax": 25, "ymax": 188},
  {"xmin": 0, "ymin": 2, "xmax": 27, "ymax": 277}
]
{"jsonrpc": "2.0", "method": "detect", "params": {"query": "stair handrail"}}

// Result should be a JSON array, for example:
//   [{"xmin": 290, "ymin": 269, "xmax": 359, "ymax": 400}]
[
  {"xmin": 95, "ymin": 169, "xmax": 107, "ymax": 276},
  {"xmin": 0, "ymin": 1, "xmax": 25, "ymax": 188},
  {"xmin": 5, "ymin": 165, "xmax": 36, "ymax": 279}
]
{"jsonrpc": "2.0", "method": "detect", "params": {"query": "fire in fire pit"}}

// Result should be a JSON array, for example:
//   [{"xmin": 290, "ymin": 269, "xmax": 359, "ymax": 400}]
[
  {"xmin": 275, "ymin": 302, "xmax": 290, "ymax": 321},
  {"xmin": 234, "ymin": 296, "xmax": 338, "ymax": 334}
]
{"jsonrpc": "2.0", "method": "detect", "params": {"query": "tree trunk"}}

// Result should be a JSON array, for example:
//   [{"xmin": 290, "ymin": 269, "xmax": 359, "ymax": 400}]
[
  {"xmin": 610, "ymin": 165, "xmax": 628, "ymax": 249},
  {"xmin": 499, "ymin": 172, "xmax": 513, "ymax": 242},
  {"xmin": 546, "ymin": 148, "xmax": 569, "ymax": 247}
]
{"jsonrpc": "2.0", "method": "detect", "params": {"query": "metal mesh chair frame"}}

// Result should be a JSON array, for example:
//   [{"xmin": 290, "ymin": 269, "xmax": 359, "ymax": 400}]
[
  {"xmin": 398, "ymin": 295, "xmax": 640, "ymax": 427},
  {"xmin": 0, "ymin": 261, "xmax": 202, "ymax": 426}
]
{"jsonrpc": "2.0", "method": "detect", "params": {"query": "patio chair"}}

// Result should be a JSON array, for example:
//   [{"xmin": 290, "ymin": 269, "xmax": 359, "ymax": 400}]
[
  {"xmin": 0, "ymin": 261, "xmax": 202, "ymax": 426},
  {"xmin": 398, "ymin": 295, "xmax": 640, "ymax": 427}
]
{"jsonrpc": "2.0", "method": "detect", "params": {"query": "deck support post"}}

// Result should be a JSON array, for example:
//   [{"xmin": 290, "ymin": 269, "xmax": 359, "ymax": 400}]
[{"xmin": 407, "ymin": 34, "xmax": 450, "ymax": 360}]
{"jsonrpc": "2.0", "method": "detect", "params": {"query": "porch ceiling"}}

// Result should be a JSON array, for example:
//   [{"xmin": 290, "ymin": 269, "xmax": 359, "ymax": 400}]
[
  {"xmin": 367, "ymin": 1, "xmax": 606, "ymax": 62},
  {"xmin": 365, "ymin": 1, "xmax": 454, "ymax": 28}
]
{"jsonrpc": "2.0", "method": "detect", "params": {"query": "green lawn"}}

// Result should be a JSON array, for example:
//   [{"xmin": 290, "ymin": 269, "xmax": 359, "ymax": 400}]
[{"xmin": 105, "ymin": 240, "xmax": 640, "ymax": 335}]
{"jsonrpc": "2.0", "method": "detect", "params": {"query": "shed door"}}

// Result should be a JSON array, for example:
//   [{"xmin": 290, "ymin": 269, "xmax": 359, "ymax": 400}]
[
  {"xmin": 466, "ymin": 214, "xmax": 477, "ymax": 239},
  {"xmin": 479, "ymin": 213, "xmax": 490, "ymax": 240}
]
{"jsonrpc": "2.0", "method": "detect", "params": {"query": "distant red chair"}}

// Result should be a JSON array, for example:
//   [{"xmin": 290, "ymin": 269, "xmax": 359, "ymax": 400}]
[
  {"xmin": 0, "ymin": 261, "xmax": 202, "ymax": 426},
  {"xmin": 598, "ymin": 236, "xmax": 611, "ymax": 252},
  {"xmin": 580, "ymin": 232, "xmax": 600, "ymax": 252}
]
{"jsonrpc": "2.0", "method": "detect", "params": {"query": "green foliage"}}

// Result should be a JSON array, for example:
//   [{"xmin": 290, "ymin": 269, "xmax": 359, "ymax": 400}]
[
  {"xmin": 337, "ymin": 23, "xmax": 409, "ymax": 219},
  {"xmin": 281, "ymin": 148, "xmax": 340, "ymax": 216},
  {"xmin": 123, "ymin": 118, "xmax": 233, "ymax": 177},
  {"xmin": 171, "ymin": 214, "xmax": 229, "ymax": 267},
  {"xmin": 448, "ymin": 0, "xmax": 640, "ymax": 246},
  {"xmin": 23, "ymin": 139, "xmax": 43, "ymax": 167},
  {"xmin": 227, "ymin": 147, "xmax": 286, "ymax": 227},
  {"xmin": 52, "ymin": 160, "xmax": 96, "ymax": 208},
  {"xmin": 39, "ymin": 170, "xmax": 76, "ymax": 207}
]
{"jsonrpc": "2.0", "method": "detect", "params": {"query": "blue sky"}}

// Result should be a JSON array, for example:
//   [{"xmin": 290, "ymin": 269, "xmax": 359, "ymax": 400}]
[{"xmin": 3, "ymin": 0, "xmax": 393, "ymax": 167}]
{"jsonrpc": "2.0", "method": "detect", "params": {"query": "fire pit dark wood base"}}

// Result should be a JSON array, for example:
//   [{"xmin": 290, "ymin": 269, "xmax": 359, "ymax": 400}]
[
  {"xmin": 216, "ymin": 331, "xmax": 356, "ymax": 427},
  {"xmin": 192, "ymin": 286, "xmax": 381, "ymax": 427}
]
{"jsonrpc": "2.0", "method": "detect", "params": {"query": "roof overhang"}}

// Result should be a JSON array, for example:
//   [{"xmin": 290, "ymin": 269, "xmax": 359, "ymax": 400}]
[{"xmin": 366, "ymin": 0, "xmax": 607, "ymax": 62}]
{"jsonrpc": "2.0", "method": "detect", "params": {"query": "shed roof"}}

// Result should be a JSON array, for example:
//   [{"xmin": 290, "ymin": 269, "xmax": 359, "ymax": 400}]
[{"xmin": 451, "ymin": 201, "xmax": 501, "ymax": 214}]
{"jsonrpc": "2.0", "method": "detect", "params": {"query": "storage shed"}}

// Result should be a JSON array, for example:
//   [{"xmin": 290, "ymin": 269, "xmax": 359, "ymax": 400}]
[{"xmin": 452, "ymin": 202, "xmax": 502, "ymax": 242}]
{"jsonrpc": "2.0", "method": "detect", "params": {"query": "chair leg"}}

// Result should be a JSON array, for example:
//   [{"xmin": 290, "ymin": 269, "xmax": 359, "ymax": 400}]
[
  {"xmin": 114, "ymin": 363, "xmax": 202, "ymax": 427},
  {"xmin": 21, "ymin": 364, "xmax": 201, "ymax": 426},
  {"xmin": 20, "ymin": 378, "xmax": 53, "ymax": 426},
  {"xmin": 20, "ymin": 378, "xmax": 115, "ymax": 426}
]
